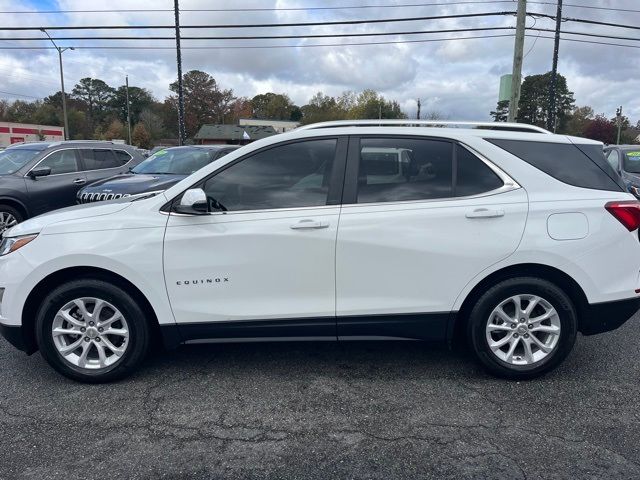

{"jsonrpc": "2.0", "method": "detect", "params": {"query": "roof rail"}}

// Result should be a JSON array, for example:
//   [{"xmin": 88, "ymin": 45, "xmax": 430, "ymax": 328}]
[
  {"xmin": 47, "ymin": 139, "xmax": 117, "ymax": 147},
  {"xmin": 296, "ymin": 120, "xmax": 551, "ymax": 134}
]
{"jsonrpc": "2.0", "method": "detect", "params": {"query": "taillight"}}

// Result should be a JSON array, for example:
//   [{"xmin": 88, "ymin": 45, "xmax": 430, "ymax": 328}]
[{"xmin": 605, "ymin": 201, "xmax": 640, "ymax": 231}]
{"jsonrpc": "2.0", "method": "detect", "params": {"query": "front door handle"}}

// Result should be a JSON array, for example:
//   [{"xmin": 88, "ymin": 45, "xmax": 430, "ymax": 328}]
[
  {"xmin": 73, "ymin": 178, "xmax": 86, "ymax": 185},
  {"xmin": 466, "ymin": 208, "xmax": 505, "ymax": 219},
  {"xmin": 290, "ymin": 219, "xmax": 329, "ymax": 230}
]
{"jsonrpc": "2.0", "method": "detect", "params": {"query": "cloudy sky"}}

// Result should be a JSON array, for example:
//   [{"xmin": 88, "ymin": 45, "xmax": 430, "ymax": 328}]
[{"xmin": 1, "ymin": 0, "xmax": 639, "ymax": 123}]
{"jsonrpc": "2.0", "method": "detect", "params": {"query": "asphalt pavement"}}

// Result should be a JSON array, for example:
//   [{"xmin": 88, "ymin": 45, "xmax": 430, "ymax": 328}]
[{"xmin": 1, "ymin": 314, "xmax": 640, "ymax": 479}]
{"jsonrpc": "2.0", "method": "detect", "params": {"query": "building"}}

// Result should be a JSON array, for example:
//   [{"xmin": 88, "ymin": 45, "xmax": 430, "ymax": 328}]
[
  {"xmin": 194, "ymin": 124, "xmax": 277, "ymax": 145},
  {"xmin": 239, "ymin": 118, "xmax": 300, "ymax": 133},
  {"xmin": 0, "ymin": 122, "xmax": 64, "ymax": 147}
]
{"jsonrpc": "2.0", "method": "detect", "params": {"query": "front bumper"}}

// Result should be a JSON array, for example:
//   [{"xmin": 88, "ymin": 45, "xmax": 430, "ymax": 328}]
[{"xmin": 580, "ymin": 297, "xmax": 640, "ymax": 335}]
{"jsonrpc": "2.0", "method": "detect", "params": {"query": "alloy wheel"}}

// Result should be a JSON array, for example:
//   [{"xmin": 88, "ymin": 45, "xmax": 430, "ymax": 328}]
[
  {"xmin": 485, "ymin": 294, "xmax": 561, "ymax": 366},
  {"xmin": 51, "ymin": 297, "xmax": 130, "ymax": 370},
  {"xmin": 0, "ymin": 211, "xmax": 18, "ymax": 236}
]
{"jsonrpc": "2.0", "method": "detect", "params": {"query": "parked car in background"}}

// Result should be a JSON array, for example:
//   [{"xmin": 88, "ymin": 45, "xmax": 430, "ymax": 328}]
[
  {"xmin": 77, "ymin": 145, "xmax": 238, "ymax": 204},
  {"xmin": 604, "ymin": 145, "xmax": 640, "ymax": 198},
  {"xmin": 0, "ymin": 141, "xmax": 144, "ymax": 235}
]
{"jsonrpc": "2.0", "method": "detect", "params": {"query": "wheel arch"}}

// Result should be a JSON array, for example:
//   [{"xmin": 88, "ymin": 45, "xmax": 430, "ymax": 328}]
[
  {"xmin": 450, "ymin": 263, "xmax": 589, "ymax": 345},
  {"xmin": 20, "ymin": 266, "xmax": 162, "ymax": 354},
  {"xmin": 0, "ymin": 197, "xmax": 29, "ymax": 220}
]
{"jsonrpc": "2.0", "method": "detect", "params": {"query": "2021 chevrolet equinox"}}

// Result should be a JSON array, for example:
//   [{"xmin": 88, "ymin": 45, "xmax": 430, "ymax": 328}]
[{"xmin": 0, "ymin": 120, "xmax": 638, "ymax": 383}]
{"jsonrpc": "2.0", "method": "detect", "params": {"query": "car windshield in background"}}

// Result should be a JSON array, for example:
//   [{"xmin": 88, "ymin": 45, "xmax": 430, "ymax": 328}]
[
  {"xmin": 0, "ymin": 148, "xmax": 41, "ymax": 174},
  {"xmin": 131, "ymin": 147, "xmax": 212, "ymax": 175},
  {"xmin": 624, "ymin": 151, "xmax": 640, "ymax": 174}
]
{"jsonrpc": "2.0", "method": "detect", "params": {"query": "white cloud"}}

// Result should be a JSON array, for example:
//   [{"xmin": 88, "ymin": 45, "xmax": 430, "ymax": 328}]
[{"xmin": 1, "ymin": 0, "xmax": 639, "ymax": 123}]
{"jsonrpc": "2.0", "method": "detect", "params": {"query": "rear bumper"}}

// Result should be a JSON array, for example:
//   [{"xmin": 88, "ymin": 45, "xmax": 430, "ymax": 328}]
[{"xmin": 580, "ymin": 297, "xmax": 640, "ymax": 335}]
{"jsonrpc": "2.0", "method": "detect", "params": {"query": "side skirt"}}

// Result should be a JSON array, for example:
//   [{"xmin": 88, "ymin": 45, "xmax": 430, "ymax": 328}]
[{"xmin": 160, "ymin": 312, "xmax": 456, "ymax": 349}]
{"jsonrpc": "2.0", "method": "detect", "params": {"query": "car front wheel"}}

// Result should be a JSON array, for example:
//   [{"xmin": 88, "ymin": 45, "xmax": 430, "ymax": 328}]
[
  {"xmin": 35, "ymin": 279, "xmax": 150, "ymax": 383},
  {"xmin": 468, "ymin": 277, "xmax": 578, "ymax": 380}
]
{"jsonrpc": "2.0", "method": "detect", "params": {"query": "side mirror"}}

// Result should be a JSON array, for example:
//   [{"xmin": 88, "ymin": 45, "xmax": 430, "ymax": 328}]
[
  {"xmin": 28, "ymin": 166, "xmax": 52, "ymax": 179},
  {"xmin": 175, "ymin": 188, "xmax": 209, "ymax": 215}
]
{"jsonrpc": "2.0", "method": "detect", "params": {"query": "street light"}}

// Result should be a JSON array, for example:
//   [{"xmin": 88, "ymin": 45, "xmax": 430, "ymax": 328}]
[{"xmin": 41, "ymin": 28, "xmax": 74, "ymax": 141}]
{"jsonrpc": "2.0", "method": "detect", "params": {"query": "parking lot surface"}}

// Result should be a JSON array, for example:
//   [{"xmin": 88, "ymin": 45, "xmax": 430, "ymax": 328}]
[{"xmin": 1, "ymin": 314, "xmax": 640, "ymax": 480}]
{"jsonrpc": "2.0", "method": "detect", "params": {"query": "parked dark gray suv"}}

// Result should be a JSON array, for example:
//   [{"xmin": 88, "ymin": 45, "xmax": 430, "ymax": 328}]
[{"xmin": 0, "ymin": 141, "xmax": 144, "ymax": 235}]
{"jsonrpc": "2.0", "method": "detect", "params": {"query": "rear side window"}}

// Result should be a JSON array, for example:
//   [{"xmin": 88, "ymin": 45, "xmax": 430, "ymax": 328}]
[
  {"xmin": 456, "ymin": 145, "xmax": 503, "ymax": 197},
  {"xmin": 357, "ymin": 138, "xmax": 453, "ymax": 203},
  {"xmin": 354, "ymin": 138, "xmax": 504, "ymax": 204},
  {"xmin": 113, "ymin": 150, "xmax": 132, "ymax": 166},
  {"xmin": 79, "ymin": 149, "xmax": 120, "ymax": 170},
  {"xmin": 487, "ymin": 139, "xmax": 624, "ymax": 192}
]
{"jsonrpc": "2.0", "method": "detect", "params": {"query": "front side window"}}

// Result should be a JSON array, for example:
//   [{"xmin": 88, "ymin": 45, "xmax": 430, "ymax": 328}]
[
  {"xmin": 356, "ymin": 138, "xmax": 453, "ymax": 203},
  {"xmin": 201, "ymin": 139, "xmax": 337, "ymax": 212},
  {"xmin": 38, "ymin": 150, "xmax": 79, "ymax": 175},
  {"xmin": 79, "ymin": 149, "xmax": 120, "ymax": 170}
]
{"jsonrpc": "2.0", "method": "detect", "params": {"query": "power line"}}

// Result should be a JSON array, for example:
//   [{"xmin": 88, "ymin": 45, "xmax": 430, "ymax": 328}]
[
  {"xmin": 0, "ymin": 89, "xmax": 41, "ymax": 99},
  {"xmin": 530, "ymin": 2, "xmax": 640, "ymax": 14},
  {"xmin": 4, "ymin": 1, "xmax": 639, "ymax": 14},
  {"xmin": 0, "ymin": 2, "xmax": 516, "ymax": 14},
  {"xmin": 0, "ymin": 26, "xmax": 515, "ymax": 42},
  {"xmin": 0, "ymin": 33, "xmax": 518, "ymax": 50},
  {"xmin": 0, "ymin": 11, "xmax": 518, "ymax": 30}
]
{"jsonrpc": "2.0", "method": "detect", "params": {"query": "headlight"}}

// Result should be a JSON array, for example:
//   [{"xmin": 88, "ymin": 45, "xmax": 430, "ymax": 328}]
[
  {"xmin": 0, "ymin": 234, "xmax": 38, "ymax": 256},
  {"xmin": 631, "ymin": 186, "xmax": 640, "ymax": 197}
]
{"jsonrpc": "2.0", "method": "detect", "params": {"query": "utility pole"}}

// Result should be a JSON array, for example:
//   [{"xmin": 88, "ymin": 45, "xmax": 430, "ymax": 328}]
[
  {"xmin": 616, "ymin": 106, "xmax": 623, "ymax": 145},
  {"xmin": 125, "ymin": 75, "xmax": 132, "ymax": 145},
  {"xmin": 174, "ymin": 0, "xmax": 186, "ymax": 145},
  {"xmin": 507, "ymin": 0, "xmax": 527, "ymax": 123},
  {"xmin": 416, "ymin": 98, "xmax": 421, "ymax": 120},
  {"xmin": 41, "ymin": 29, "xmax": 73, "ymax": 140},
  {"xmin": 548, "ymin": 0, "xmax": 563, "ymax": 132}
]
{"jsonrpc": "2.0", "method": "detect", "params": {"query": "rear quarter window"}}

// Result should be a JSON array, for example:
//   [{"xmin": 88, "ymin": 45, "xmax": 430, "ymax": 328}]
[{"xmin": 486, "ymin": 139, "xmax": 624, "ymax": 192}]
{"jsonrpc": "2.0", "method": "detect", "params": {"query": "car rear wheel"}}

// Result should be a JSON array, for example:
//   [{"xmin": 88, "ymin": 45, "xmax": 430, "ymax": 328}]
[
  {"xmin": 468, "ymin": 277, "xmax": 577, "ymax": 380},
  {"xmin": 0, "ymin": 205, "xmax": 22, "ymax": 236},
  {"xmin": 35, "ymin": 279, "xmax": 150, "ymax": 383}
]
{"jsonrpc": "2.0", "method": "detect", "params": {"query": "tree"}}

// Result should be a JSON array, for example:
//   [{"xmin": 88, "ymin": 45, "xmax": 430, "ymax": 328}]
[
  {"xmin": 251, "ymin": 92, "xmax": 297, "ymax": 120},
  {"xmin": 563, "ymin": 105, "xmax": 594, "ymax": 136},
  {"xmin": 132, "ymin": 123, "xmax": 152, "ymax": 149},
  {"xmin": 227, "ymin": 97, "xmax": 253, "ymax": 124},
  {"xmin": 583, "ymin": 115, "xmax": 616, "ymax": 144},
  {"xmin": 169, "ymin": 70, "xmax": 235, "ymax": 137},
  {"xmin": 139, "ymin": 109, "xmax": 165, "ymax": 142},
  {"xmin": 71, "ymin": 78, "xmax": 116, "ymax": 127},
  {"xmin": 103, "ymin": 119, "xmax": 126, "ymax": 140},
  {"xmin": 517, "ymin": 71, "xmax": 575, "ymax": 130},
  {"xmin": 300, "ymin": 92, "xmax": 344, "ymax": 125},
  {"xmin": 350, "ymin": 89, "xmax": 406, "ymax": 120},
  {"xmin": 111, "ymin": 86, "xmax": 154, "ymax": 126},
  {"xmin": 490, "ymin": 100, "xmax": 509, "ymax": 122}
]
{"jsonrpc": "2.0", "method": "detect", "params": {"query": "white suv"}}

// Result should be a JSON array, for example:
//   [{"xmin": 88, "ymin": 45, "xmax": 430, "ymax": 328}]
[{"xmin": 1, "ymin": 120, "xmax": 638, "ymax": 383}]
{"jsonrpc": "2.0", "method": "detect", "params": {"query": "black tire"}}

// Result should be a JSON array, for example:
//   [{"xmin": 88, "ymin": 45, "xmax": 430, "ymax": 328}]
[
  {"xmin": 0, "ymin": 204, "xmax": 24, "ymax": 235},
  {"xmin": 35, "ymin": 279, "xmax": 150, "ymax": 383},
  {"xmin": 468, "ymin": 277, "xmax": 577, "ymax": 380}
]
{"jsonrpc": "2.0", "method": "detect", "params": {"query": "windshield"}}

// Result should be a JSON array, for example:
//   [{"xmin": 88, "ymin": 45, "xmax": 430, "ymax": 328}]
[
  {"xmin": 624, "ymin": 151, "xmax": 640, "ymax": 174},
  {"xmin": 132, "ymin": 147, "xmax": 213, "ymax": 175},
  {"xmin": 0, "ymin": 148, "xmax": 41, "ymax": 174}
]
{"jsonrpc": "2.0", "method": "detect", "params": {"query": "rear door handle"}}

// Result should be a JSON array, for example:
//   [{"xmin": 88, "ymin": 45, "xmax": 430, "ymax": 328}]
[
  {"xmin": 466, "ymin": 208, "xmax": 505, "ymax": 219},
  {"xmin": 290, "ymin": 219, "xmax": 329, "ymax": 230},
  {"xmin": 73, "ymin": 178, "xmax": 86, "ymax": 185}
]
